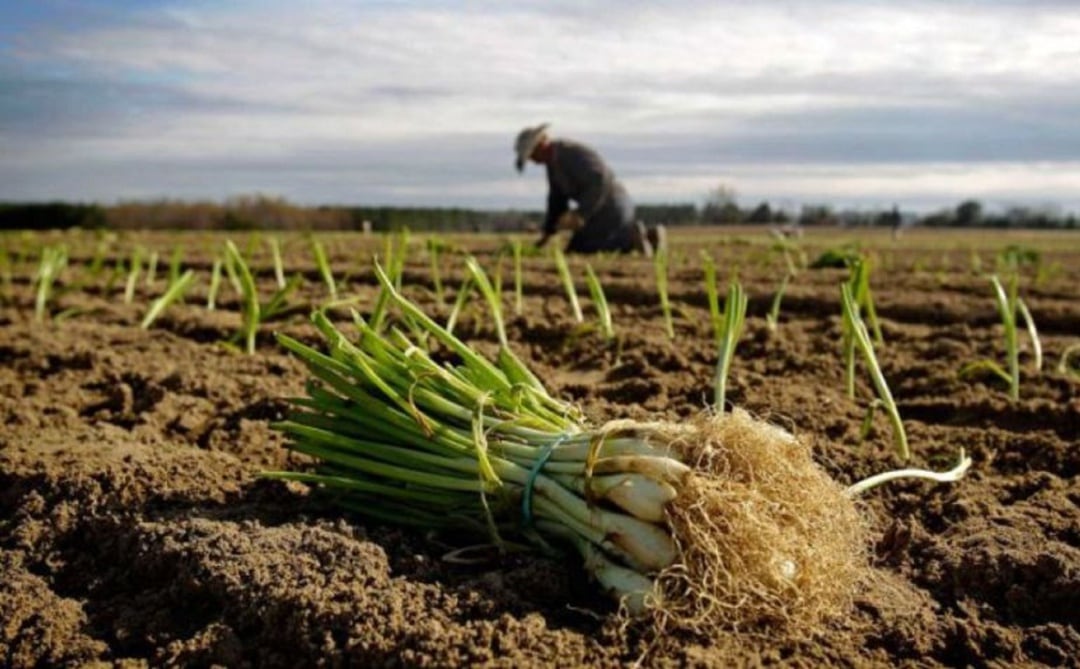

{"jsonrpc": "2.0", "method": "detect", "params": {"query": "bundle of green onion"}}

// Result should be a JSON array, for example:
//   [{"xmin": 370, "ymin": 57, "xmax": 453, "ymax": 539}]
[{"xmin": 268, "ymin": 260, "xmax": 865, "ymax": 633}]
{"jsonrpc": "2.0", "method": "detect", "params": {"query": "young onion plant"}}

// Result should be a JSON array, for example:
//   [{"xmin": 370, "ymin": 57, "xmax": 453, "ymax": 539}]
[
  {"xmin": 584, "ymin": 264, "xmax": 615, "ymax": 341},
  {"xmin": 269, "ymin": 261, "xmax": 874, "ymax": 635},
  {"xmin": 701, "ymin": 252, "xmax": 722, "ymax": 345},
  {"xmin": 713, "ymin": 279, "xmax": 748, "ymax": 414},
  {"xmin": 141, "ymin": 269, "xmax": 195, "ymax": 329},
  {"xmin": 765, "ymin": 273, "xmax": 791, "ymax": 333},
  {"xmin": 840, "ymin": 283, "xmax": 909, "ymax": 461},
  {"xmin": 553, "ymin": 247, "xmax": 584, "ymax": 323},
  {"xmin": 311, "ymin": 237, "xmax": 338, "ymax": 302},
  {"xmin": 123, "ymin": 246, "xmax": 144, "ymax": 305},
  {"xmin": 223, "ymin": 240, "xmax": 303, "ymax": 354},
  {"xmin": 654, "ymin": 250, "xmax": 675, "ymax": 339},
  {"xmin": 959, "ymin": 273, "xmax": 1040, "ymax": 401},
  {"xmin": 512, "ymin": 239, "xmax": 524, "ymax": 316},
  {"xmin": 33, "ymin": 245, "xmax": 68, "ymax": 322}
]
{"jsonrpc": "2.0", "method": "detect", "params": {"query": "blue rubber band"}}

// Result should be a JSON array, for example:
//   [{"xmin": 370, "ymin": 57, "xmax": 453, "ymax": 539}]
[{"xmin": 521, "ymin": 435, "xmax": 569, "ymax": 527}]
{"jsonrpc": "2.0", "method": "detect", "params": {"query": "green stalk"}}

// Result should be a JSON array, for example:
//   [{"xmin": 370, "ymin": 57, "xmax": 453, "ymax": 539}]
[
  {"xmin": 88, "ymin": 238, "xmax": 109, "ymax": 279},
  {"xmin": 841, "ymin": 283, "xmax": 909, "ymax": 460},
  {"xmin": 713, "ymin": 280, "xmax": 747, "ymax": 414},
  {"xmin": 1016, "ymin": 298, "xmax": 1042, "ymax": 373},
  {"xmin": 123, "ymin": 246, "xmax": 143, "ymax": 305},
  {"xmin": 34, "ymin": 245, "xmax": 68, "ymax": 322},
  {"xmin": 512, "ymin": 239, "xmax": 524, "ymax": 316},
  {"xmin": 585, "ymin": 264, "xmax": 615, "ymax": 341},
  {"xmin": 427, "ymin": 238, "xmax": 445, "ymax": 304},
  {"xmin": 141, "ymin": 269, "xmax": 195, "ymax": 329},
  {"xmin": 269, "ymin": 236, "xmax": 286, "ymax": 289},
  {"xmin": 654, "ymin": 251, "xmax": 674, "ymax": 339},
  {"xmin": 766, "ymin": 273, "xmax": 791, "ymax": 333},
  {"xmin": 848, "ymin": 258, "xmax": 883, "ymax": 345},
  {"xmin": 207, "ymin": 258, "xmax": 223, "ymax": 311},
  {"xmin": 145, "ymin": 250, "xmax": 159, "ymax": 288},
  {"xmin": 311, "ymin": 237, "xmax": 338, "ymax": 301},
  {"xmin": 446, "ymin": 275, "xmax": 473, "ymax": 336},
  {"xmin": 990, "ymin": 274, "xmax": 1020, "ymax": 401},
  {"xmin": 553, "ymin": 247, "xmax": 583, "ymax": 323},
  {"xmin": 168, "ymin": 245, "xmax": 184, "ymax": 287},
  {"xmin": 701, "ymin": 251, "xmax": 722, "ymax": 344},
  {"xmin": 224, "ymin": 240, "xmax": 260, "ymax": 354}
]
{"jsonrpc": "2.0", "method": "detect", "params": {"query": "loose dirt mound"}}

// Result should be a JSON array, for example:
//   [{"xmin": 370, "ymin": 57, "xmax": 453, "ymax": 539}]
[{"xmin": 2, "ymin": 228, "xmax": 1078, "ymax": 666}]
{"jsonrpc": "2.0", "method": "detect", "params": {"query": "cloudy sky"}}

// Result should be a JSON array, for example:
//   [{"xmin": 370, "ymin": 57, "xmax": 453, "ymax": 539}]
[{"xmin": 3, "ymin": 0, "xmax": 1080, "ymax": 212}]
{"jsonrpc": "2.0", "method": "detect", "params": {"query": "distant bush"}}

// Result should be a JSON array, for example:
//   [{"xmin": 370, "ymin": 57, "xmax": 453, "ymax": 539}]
[{"xmin": 0, "ymin": 202, "xmax": 106, "ymax": 230}]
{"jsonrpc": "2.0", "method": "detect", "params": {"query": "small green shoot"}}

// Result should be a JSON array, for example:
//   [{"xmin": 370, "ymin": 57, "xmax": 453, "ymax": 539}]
[
  {"xmin": 311, "ymin": 237, "xmax": 338, "ymax": 301},
  {"xmin": 207, "ymin": 258, "xmax": 223, "ymax": 311},
  {"xmin": 445, "ymin": 276, "xmax": 474, "ymax": 336},
  {"xmin": 512, "ymin": 239, "xmax": 524, "ymax": 316},
  {"xmin": 654, "ymin": 250, "xmax": 675, "ymax": 339},
  {"xmin": 765, "ymin": 273, "xmax": 791, "ymax": 333},
  {"xmin": 713, "ymin": 279, "xmax": 747, "ymax": 414},
  {"xmin": 269, "ymin": 236, "xmax": 286, "ymax": 289},
  {"xmin": 427, "ymin": 238, "xmax": 445, "ymax": 304},
  {"xmin": 1016, "ymin": 299, "xmax": 1042, "ymax": 373},
  {"xmin": 141, "ymin": 269, "xmax": 195, "ymax": 329},
  {"xmin": 584, "ymin": 264, "xmax": 615, "ymax": 341},
  {"xmin": 123, "ymin": 246, "xmax": 144, "ymax": 305},
  {"xmin": 553, "ymin": 247, "xmax": 583, "ymax": 323},
  {"xmin": 701, "ymin": 252, "xmax": 722, "ymax": 344},
  {"xmin": 224, "ymin": 240, "xmax": 260, "ymax": 354},
  {"xmin": 959, "ymin": 273, "xmax": 1039, "ymax": 401},
  {"xmin": 369, "ymin": 234, "xmax": 409, "ymax": 334},
  {"xmin": 145, "ymin": 250, "xmax": 159, "ymax": 288},
  {"xmin": 841, "ymin": 283, "xmax": 909, "ymax": 461},
  {"xmin": 34, "ymin": 245, "xmax": 68, "ymax": 322},
  {"xmin": 167, "ymin": 245, "xmax": 184, "ymax": 286},
  {"xmin": 847, "ymin": 257, "xmax": 883, "ymax": 344}
]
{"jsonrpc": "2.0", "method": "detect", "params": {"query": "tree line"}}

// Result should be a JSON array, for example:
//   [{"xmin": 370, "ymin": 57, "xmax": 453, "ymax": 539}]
[{"xmin": 1, "ymin": 195, "xmax": 1076, "ymax": 231}]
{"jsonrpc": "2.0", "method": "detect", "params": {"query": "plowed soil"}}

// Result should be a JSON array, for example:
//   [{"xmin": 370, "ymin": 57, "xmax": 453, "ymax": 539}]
[{"xmin": 2, "ymin": 227, "xmax": 1078, "ymax": 667}]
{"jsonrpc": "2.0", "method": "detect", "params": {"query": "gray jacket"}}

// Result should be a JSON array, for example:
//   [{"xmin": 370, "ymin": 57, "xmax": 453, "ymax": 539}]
[{"xmin": 543, "ymin": 139, "xmax": 620, "ymax": 235}]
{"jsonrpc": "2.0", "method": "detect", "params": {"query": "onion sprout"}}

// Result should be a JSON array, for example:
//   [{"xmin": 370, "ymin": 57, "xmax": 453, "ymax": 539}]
[
  {"xmin": 141, "ymin": 269, "xmax": 195, "ymax": 329},
  {"xmin": 766, "ymin": 273, "xmax": 791, "ymax": 333},
  {"xmin": 123, "ymin": 246, "xmax": 143, "ymax": 305},
  {"xmin": 207, "ymin": 257, "xmax": 223, "ymax": 311},
  {"xmin": 225, "ymin": 240, "xmax": 260, "ymax": 354},
  {"xmin": 714, "ymin": 279, "xmax": 747, "ymax": 414},
  {"xmin": 553, "ymin": 247, "xmax": 583, "ymax": 323},
  {"xmin": 427, "ymin": 238, "xmax": 445, "ymax": 304},
  {"xmin": 512, "ymin": 239, "xmax": 524, "ymax": 315},
  {"xmin": 34, "ymin": 245, "xmax": 68, "ymax": 322},
  {"xmin": 584, "ymin": 264, "xmax": 615, "ymax": 341},
  {"xmin": 701, "ymin": 252, "xmax": 722, "ymax": 345},
  {"xmin": 654, "ymin": 250, "xmax": 675, "ymax": 339},
  {"xmin": 841, "ymin": 283, "xmax": 909, "ymax": 461},
  {"xmin": 311, "ymin": 237, "xmax": 338, "ymax": 301},
  {"xmin": 269, "ymin": 236, "xmax": 287, "ymax": 289}
]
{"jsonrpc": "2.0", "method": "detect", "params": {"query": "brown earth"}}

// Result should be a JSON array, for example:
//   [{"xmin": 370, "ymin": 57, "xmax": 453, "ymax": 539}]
[{"xmin": 1, "ymin": 227, "xmax": 1078, "ymax": 667}]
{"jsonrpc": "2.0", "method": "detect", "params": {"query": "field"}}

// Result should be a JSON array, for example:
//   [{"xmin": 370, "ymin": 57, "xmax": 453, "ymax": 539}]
[{"xmin": 2, "ymin": 226, "xmax": 1078, "ymax": 667}]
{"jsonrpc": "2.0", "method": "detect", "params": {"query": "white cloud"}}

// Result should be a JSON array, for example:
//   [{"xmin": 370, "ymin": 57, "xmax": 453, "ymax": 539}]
[{"xmin": 3, "ymin": 0, "xmax": 1080, "ymax": 208}]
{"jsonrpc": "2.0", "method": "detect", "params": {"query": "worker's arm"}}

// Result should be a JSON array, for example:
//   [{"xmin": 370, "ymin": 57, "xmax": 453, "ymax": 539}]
[{"xmin": 539, "ymin": 183, "xmax": 569, "ymax": 248}]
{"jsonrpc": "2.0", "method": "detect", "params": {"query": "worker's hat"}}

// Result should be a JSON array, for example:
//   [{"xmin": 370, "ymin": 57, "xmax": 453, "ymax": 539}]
[{"xmin": 514, "ymin": 123, "xmax": 550, "ymax": 172}]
